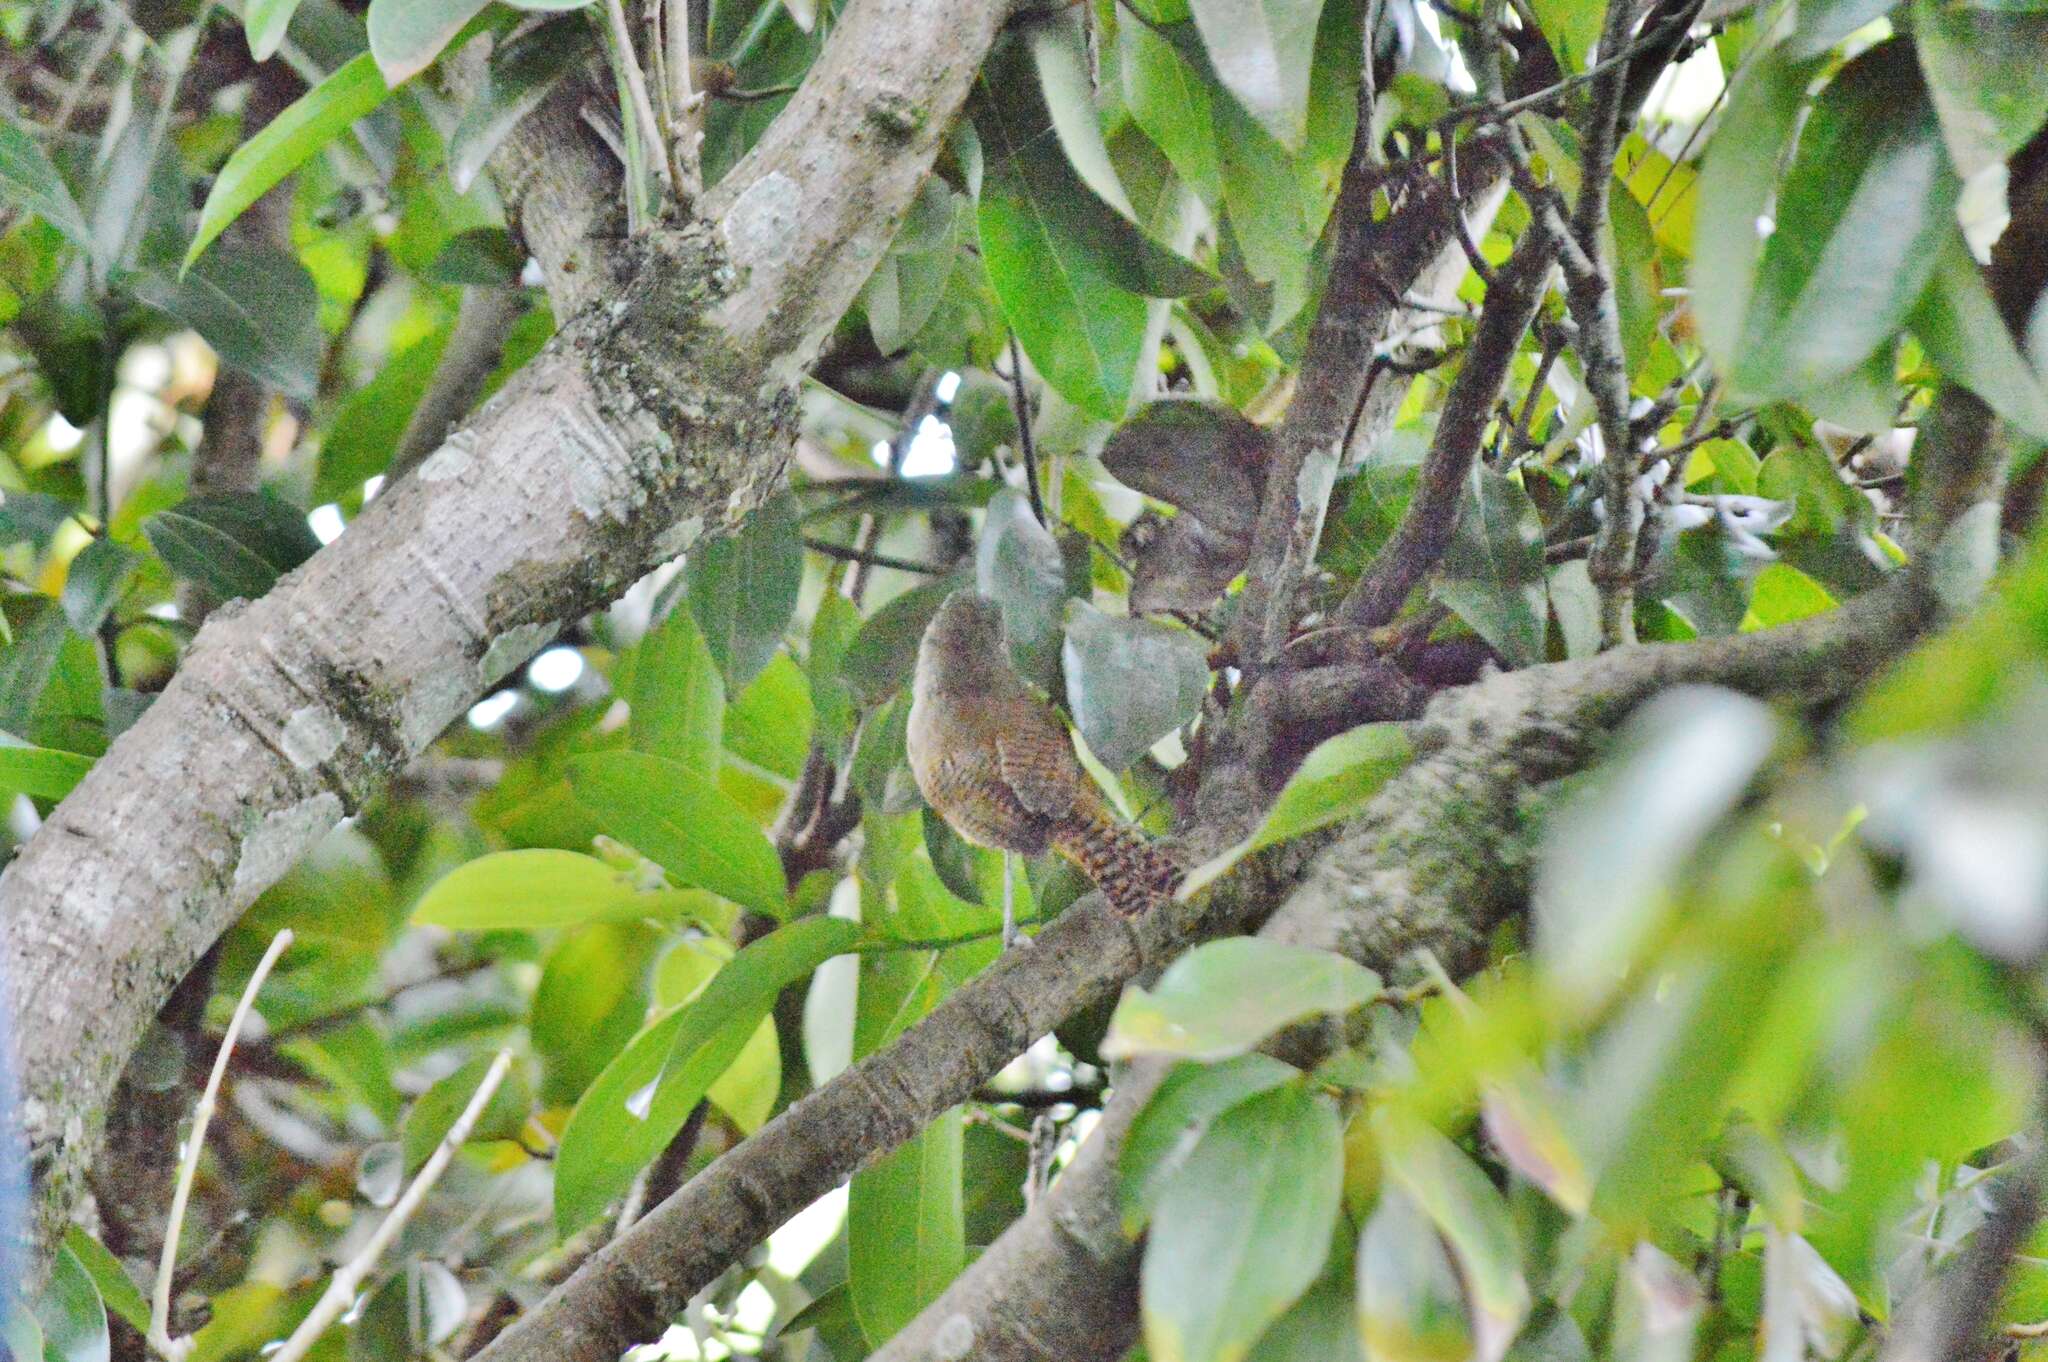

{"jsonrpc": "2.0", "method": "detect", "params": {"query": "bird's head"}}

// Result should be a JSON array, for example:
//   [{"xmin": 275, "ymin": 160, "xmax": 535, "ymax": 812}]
[{"xmin": 916, "ymin": 590, "xmax": 1010, "ymax": 693}]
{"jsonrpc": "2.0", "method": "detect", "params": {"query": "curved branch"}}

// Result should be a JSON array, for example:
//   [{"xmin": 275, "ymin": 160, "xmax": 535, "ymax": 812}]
[{"xmin": 0, "ymin": 0, "xmax": 1011, "ymax": 1274}]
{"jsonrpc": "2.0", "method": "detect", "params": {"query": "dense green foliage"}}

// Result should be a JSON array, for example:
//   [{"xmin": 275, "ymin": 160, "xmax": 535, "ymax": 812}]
[{"xmin": 3, "ymin": 0, "xmax": 2048, "ymax": 1358}]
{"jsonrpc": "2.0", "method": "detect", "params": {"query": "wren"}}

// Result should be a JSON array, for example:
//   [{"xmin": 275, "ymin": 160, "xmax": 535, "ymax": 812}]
[{"xmin": 907, "ymin": 591, "xmax": 1180, "ymax": 918}]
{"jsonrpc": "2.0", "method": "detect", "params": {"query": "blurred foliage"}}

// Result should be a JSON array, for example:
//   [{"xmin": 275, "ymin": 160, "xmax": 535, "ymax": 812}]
[{"xmin": 1, "ymin": 0, "xmax": 2046, "ymax": 1356}]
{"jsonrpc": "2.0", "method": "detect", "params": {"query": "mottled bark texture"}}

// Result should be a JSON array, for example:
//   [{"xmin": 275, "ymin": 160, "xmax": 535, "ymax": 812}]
[{"xmin": 1, "ymin": 0, "xmax": 1012, "ymax": 1276}]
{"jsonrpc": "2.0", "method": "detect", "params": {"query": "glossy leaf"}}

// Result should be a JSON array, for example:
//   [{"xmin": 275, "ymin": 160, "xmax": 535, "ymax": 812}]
[
  {"xmin": 1720, "ymin": 41, "xmax": 1957, "ymax": 400},
  {"xmin": 1356, "ymin": 1184, "xmax": 1474, "ymax": 1362},
  {"xmin": 143, "ymin": 493, "xmax": 322, "ymax": 602},
  {"xmin": 129, "ymin": 243, "xmax": 324, "ymax": 400},
  {"xmin": 413, "ymin": 848, "xmax": 728, "ymax": 930},
  {"xmin": 686, "ymin": 491, "xmax": 803, "ymax": 693},
  {"xmin": 36, "ymin": 1245, "xmax": 108, "ymax": 1362},
  {"xmin": 977, "ymin": 489, "xmax": 1069, "ymax": 685},
  {"xmin": 1376, "ymin": 1109, "xmax": 1530, "ymax": 1362},
  {"xmin": 187, "ymin": 53, "xmax": 393, "ymax": 271},
  {"xmin": 849, "ymin": 1107, "xmax": 965, "ymax": 1344},
  {"xmin": 448, "ymin": 15, "xmax": 596, "ymax": 192},
  {"xmin": 567, "ymin": 751, "xmax": 787, "ymax": 918},
  {"xmin": 553, "ymin": 916, "xmax": 857, "ymax": 1231},
  {"xmin": 1102, "ymin": 937, "xmax": 1382, "ymax": 1061},
  {"xmin": 59, "ymin": 538, "xmax": 136, "ymax": 636},
  {"xmin": 367, "ymin": 0, "xmax": 492, "ymax": 87},
  {"xmin": 1187, "ymin": 0, "xmax": 1325, "ymax": 152},
  {"xmin": 1061, "ymin": 601, "xmax": 1207, "ymax": 771},
  {"xmin": 1121, "ymin": 20, "xmax": 1221, "ymax": 207},
  {"xmin": 0, "ymin": 742, "xmax": 95, "ymax": 801},
  {"xmin": 1121, "ymin": 1054, "xmax": 1299, "ymax": 1233},
  {"xmin": 1909, "ymin": 231, "xmax": 2048, "ymax": 442},
  {"xmin": 631, "ymin": 605, "xmax": 724, "ymax": 775},
  {"xmin": 1143, "ymin": 1083, "xmax": 1342, "ymax": 1362},
  {"xmin": 531, "ymin": 922, "xmax": 660, "ymax": 1104},
  {"xmin": 1534, "ymin": 688, "xmax": 1776, "ymax": 1014},
  {"xmin": 59, "ymin": 1230, "xmax": 146, "ymax": 1335},
  {"xmin": 1179, "ymin": 722, "xmax": 1411, "ymax": 896},
  {"xmin": 0, "ymin": 116, "xmax": 93, "ymax": 256},
  {"xmin": 243, "ymin": 0, "xmax": 308, "ymax": 60},
  {"xmin": 1434, "ymin": 463, "xmax": 1548, "ymax": 668},
  {"xmin": 399, "ymin": 1052, "xmax": 531, "ymax": 1174}
]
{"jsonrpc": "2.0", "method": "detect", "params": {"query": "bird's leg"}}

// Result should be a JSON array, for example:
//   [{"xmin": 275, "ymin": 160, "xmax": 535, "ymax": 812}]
[{"xmin": 1001, "ymin": 851, "xmax": 1027, "ymax": 949}]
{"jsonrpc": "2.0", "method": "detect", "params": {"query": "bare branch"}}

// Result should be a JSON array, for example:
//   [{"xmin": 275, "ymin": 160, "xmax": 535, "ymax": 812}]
[{"xmin": 1338, "ymin": 215, "xmax": 1561, "ymax": 629}]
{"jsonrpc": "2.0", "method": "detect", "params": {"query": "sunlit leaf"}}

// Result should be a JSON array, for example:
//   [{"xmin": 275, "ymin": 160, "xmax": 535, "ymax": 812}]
[
  {"xmin": 1103, "ymin": 938, "xmax": 1381, "ymax": 1062},
  {"xmin": 567, "ymin": 751, "xmax": 788, "ymax": 918}
]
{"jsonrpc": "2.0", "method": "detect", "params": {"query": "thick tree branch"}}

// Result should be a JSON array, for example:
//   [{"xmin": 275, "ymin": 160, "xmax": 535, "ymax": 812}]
[{"xmin": 1, "ymin": 0, "xmax": 1011, "ymax": 1276}]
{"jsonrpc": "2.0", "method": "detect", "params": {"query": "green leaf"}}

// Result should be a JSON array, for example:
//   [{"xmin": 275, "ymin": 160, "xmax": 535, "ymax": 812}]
[
  {"xmin": 0, "ymin": 742, "xmax": 95, "ymax": 800},
  {"xmin": 413, "ymin": 848, "xmax": 728, "ymax": 930},
  {"xmin": 849, "ymin": 1107, "xmax": 966, "ymax": 1345},
  {"xmin": 1526, "ymin": 0, "xmax": 1605, "ymax": 70},
  {"xmin": 143, "ymin": 493, "xmax": 321, "ymax": 602},
  {"xmin": 649, "ymin": 939, "xmax": 780, "ymax": 1132},
  {"xmin": 1355, "ymin": 1184, "xmax": 1476, "ymax": 1362},
  {"xmin": 567, "ymin": 751, "xmax": 788, "ymax": 917},
  {"xmin": 244, "ymin": 0, "xmax": 309, "ymax": 60},
  {"xmin": 630, "ymin": 605, "xmax": 724, "ymax": 775},
  {"xmin": 1248, "ymin": 1248, "xmax": 1360, "ymax": 1362},
  {"xmin": 314, "ymin": 323, "xmax": 454, "ymax": 501},
  {"xmin": 399, "ymin": 1052, "xmax": 531, "ymax": 1174},
  {"xmin": 128, "ymin": 243, "xmax": 324, "ymax": 400},
  {"xmin": 1375, "ymin": 1109, "xmax": 1531, "ymax": 1361},
  {"xmin": 1178, "ymin": 722, "xmax": 1411, "ymax": 896},
  {"xmin": 532, "ymin": 922, "xmax": 660, "ymax": 1105},
  {"xmin": 861, "ymin": 178, "xmax": 963, "ymax": 354},
  {"xmin": 1121, "ymin": 20, "xmax": 1220, "ymax": 207},
  {"xmin": 553, "ymin": 916, "xmax": 858, "ymax": 1231},
  {"xmin": 1061, "ymin": 601, "xmax": 1207, "ymax": 771},
  {"xmin": 368, "ymin": 0, "xmax": 492, "ymax": 86},
  {"xmin": 1723, "ymin": 41, "xmax": 1957, "ymax": 400},
  {"xmin": 807, "ymin": 590, "xmax": 860, "ymax": 758},
  {"xmin": 59, "ymin": 538, "xmax": 136, "ymax": 636},
  {"xmin": 1691, "ymin": 52, "xmax": 1824, "ymax": 378},
  {"xmin": 976, "ymin": 489, "xmax": 1068, "ymax": 685},
  {"xmin": 841, "ymin": 573, "xmax": 967, "ymax": 704},
  {"xmin": 1187, "ymin": 0, "xmax": 1324, "ymax": 152},
  {"xmin": 1102, "ymin": 938, "xmax": 1382, "ymax": 1062},
  {"xmin": 0, "ymin": 117, "xmax": 93, "ymax": 257},
  {"xmin": 1783, "ymin": 0, "xmax": 1901, "ymax": 57},
  {"xmin": 1121, "ymin": 1054, "xmax": 1299, "ymax": 1233},
  {"xmin": 1433, "ymin": 463, "xmax": 1547, "ymax": 668},
  {"xmin": 686, "ymin": 491, "xmax": 803, "ymax": 693},
  {"xmin": 448, "ymin": 15, "xmax": 595, "ymax": 192},
  {"xmin": 423, "ymin": 226, "xmax": 525, "ymax": 285},
  {"xmin": 1143, "ymin": 1083, "xmax": 1342, "ymax": 1362},
  {"xmin": 1913, "ymin": 0, "xmax": 2048, "ymax": 177},
  {"xmin": 186, "ymin": 53, "xmax": 394, "ymax": 271},
  {"xmin": 59, "ymin": 1230, "xmax": 146, "ymax": 1335},
  {"xmin": 1535, "ymin": 689, "xmax": 1776, "ymax": 1016},
  {"xmin": 1909, "ymin": 230, "xmax": 2048, "ymax": 442},
  {"xmin": 725, "ymin": 652, "xmax": 815, "ymax": 777},
  {"xmin": 972, "ymin": 35, "xmax": 1207, "ymax": 419},
  {"xmin": 36, "ymin": 1246, "xmax": 108, "ymax": 1362},
  {"xmin": 1741, "ymin": 561, "xmax": 1837, "ymax": 631}
]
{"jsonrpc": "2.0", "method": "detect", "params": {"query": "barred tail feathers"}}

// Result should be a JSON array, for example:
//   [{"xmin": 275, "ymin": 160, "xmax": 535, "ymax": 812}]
[{"xmin": 1054, "ymin": 815, "xmax": 1181, "ymax": 916}]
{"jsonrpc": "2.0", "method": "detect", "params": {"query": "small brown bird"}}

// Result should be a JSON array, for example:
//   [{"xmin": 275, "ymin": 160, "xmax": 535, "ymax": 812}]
[{"xmin": 907, "ymin": 591, "xmax": 1181, "ymax": 921}]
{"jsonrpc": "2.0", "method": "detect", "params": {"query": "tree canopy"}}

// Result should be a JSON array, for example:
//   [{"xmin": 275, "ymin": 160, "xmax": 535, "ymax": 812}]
[{"xmin": 3, "ymin": 0, "xmax": 2048, "ymax": 1360}]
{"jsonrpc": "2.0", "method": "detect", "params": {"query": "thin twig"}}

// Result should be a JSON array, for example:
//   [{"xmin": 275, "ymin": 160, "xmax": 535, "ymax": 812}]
[
  {"xmin": 150, "ymin": 929, "xmax": 296, "ymax": 1362},
  {"xmin": 803, "ymin": 537, "xmax": 949, "ymax": 575},
  {"xmin": 1006, "ymin": 336, "xmax": 1048, "ymax": 527},
  {"xmin": 267, "ymin": 1050, "xmax": 516, "ymax": 1362},
  {"xmin": 603, "ymin": 0, "xmax": 676, "ymax": 199}
]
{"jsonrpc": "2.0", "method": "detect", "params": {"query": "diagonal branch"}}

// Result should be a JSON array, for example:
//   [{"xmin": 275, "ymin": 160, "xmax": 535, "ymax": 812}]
[{"xmin": 1338, "ymin": 212, "xmax": 1561, "ymax": 629}]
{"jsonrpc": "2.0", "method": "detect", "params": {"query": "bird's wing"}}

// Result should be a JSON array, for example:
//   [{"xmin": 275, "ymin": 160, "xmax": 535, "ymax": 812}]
[{"xmin": 996, "ymin": 718, "xmax": 1092, "ymax": 821}]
